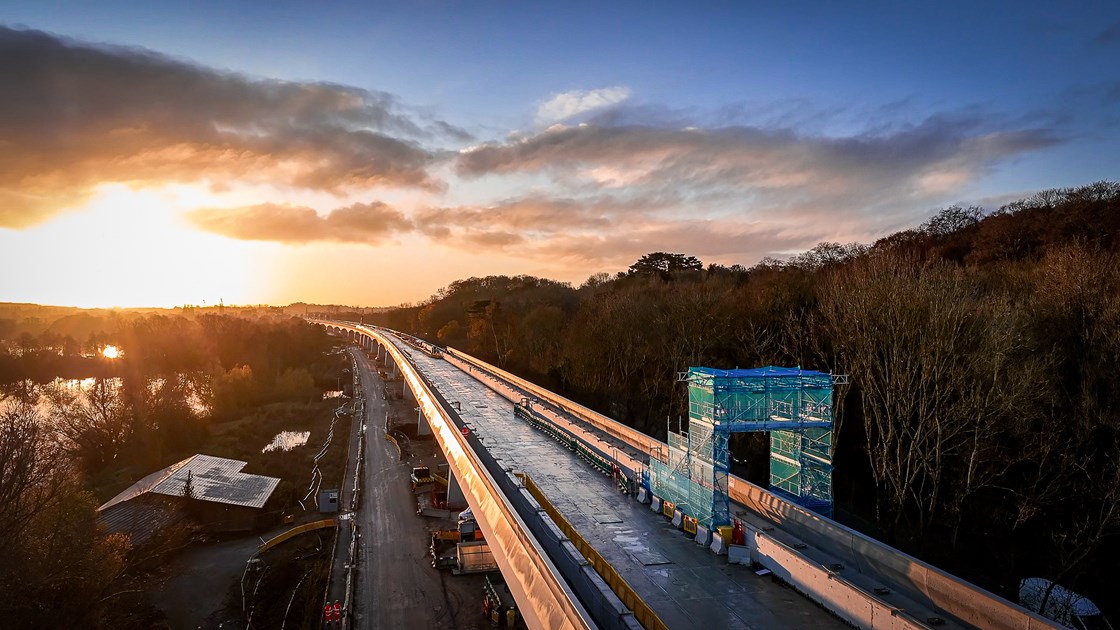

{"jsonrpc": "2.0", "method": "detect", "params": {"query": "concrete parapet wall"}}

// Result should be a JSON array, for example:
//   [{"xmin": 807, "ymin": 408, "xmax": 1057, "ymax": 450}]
[
  {"xmin": 730, "ymin": 478, "xmax": 1058, "ymax": 630},
  {"xmin": 755, "ymin": 531, "xmax": 925, "ymax": 630},
  {"xmin": 351, "ymin": 325, "xmax": 646, "ymax": 630},
  {"xmin": 447, "ymin": 348, "xmax": 662, "ymax": 457}
]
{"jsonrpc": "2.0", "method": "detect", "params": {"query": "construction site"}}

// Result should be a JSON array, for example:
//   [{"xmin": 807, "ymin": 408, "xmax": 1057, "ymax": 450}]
[{"xmin": 373, "ymin": 343, "xmax": 524, "ymax": 628}]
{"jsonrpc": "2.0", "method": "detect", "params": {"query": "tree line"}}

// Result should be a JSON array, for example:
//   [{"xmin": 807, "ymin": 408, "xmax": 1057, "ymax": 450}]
[{"xmin": 362, "ymin": 181, "xmax": 1120, "ymax": 615}]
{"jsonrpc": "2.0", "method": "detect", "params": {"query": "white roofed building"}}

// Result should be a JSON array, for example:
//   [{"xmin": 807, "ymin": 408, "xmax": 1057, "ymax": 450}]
[{"xmin": 98, "ymin": 454, "xmax": 281, "ymax": 543}]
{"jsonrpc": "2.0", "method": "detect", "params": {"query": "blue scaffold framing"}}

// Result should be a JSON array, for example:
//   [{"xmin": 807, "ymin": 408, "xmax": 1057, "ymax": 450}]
[{"xmin": 651, "ymin": 366, "xmax": 840, "ymax": 529}]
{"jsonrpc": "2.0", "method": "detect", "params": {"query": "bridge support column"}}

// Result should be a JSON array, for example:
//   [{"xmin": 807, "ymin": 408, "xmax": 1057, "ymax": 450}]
[
  {"xmin": 446, "ymin": 469, "xmax": 465, "ymax": 509},
  {"xmin": 417, "ymin": 405, "xmax": 431, "ymax": 436}
]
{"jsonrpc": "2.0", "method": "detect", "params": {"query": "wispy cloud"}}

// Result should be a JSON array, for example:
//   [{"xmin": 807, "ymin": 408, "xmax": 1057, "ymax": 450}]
[
  {"xmin": 187, "ymin": 202, "xmax": 411, "ymax": 244},
  {"xmin": 0, "ymin": 26, "xmax": 464, "ymax": 228},
  {"xmin": 536, "ymin": 86, "xmax": 631, "ymax": 124},
  {"xmin": 449, "ymin": 111, "xmax": 1061, "ymax": 265},
  {"xmin": 183, "ymin": 104, "xmax": 1063, "ymax": 271},
  {"xmin": 458, "ymin": 115, "xmax": 1059, "ymax": 191}
]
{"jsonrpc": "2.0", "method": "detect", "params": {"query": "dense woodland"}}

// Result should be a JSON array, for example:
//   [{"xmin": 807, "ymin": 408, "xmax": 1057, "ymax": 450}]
[
  {"xmin": 355, "ymin": 181, "xmax": 1120, "ymax": 616},
  {"xmin": 0, "ymin": 311, "xmax": 342, "ymax": 627}
]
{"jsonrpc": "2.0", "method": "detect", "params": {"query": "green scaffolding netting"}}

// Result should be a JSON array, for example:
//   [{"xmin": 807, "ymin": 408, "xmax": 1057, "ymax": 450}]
[{"xmin": 651, "ymin": 366, "xmax": 836, "ymax": 528}]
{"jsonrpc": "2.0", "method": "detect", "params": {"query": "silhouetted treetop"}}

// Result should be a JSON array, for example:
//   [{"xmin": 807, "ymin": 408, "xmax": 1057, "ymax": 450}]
[{"xmin": 628, "ymin": 252, "xmax": 703, "ymax": 277}]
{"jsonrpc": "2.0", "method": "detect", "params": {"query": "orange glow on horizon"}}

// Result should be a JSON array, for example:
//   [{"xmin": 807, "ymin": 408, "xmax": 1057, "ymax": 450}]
[{"xmin": 0, "ymin": 183, "xmax": 268, "ymax": 309}]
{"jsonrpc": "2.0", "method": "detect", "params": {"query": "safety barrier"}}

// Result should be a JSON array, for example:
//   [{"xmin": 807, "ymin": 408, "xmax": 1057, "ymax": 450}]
[
  {"xmin": 519, "ymin": 473, "xmax": 668, "ymax": 630},
  {"xmin": 258, "ymin": 519, "xmax": 337, "ymax": 553},
  {"xmin": 384, "ymin": 433, "xmax": 401, "ymax": 459},
  {"xmin": 373, "ymin": 327, "xmax": 644, "ymax": 630},
  {"xmin": 514, "ymin": 401, "xmax": 637, "ymax": 481}
]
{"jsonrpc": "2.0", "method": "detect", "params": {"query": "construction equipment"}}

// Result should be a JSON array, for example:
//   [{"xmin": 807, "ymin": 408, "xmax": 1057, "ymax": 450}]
[
  {"xmin": 410, "ymin": 466, "xmax": 434, "ymax": 489},
  {"xmin": 454, "ymin": 541, "xmax": 497, "ymax": 575}
]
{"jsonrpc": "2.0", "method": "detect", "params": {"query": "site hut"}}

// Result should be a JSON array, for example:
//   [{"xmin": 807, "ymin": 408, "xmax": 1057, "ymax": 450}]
[
  {"xmin": 97, "ymin": 454, "xmax": 281, "ymax": 544},
  {"xmin": 319, "ymin": 489, "xmax": 340, "ymax": 513}
]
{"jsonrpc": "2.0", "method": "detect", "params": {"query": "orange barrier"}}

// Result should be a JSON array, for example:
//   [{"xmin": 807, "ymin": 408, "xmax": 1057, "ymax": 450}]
[
  {"xmin": 258, "ymin": 518, "xmax": 336, "ymax": 553},
  {"xmin": 385, "ymin": 433, "xmax": 401, "ymax": 458}
]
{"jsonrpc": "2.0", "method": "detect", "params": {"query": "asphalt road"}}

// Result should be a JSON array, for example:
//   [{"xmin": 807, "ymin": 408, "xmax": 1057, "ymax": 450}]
[{"xmin": 344, "ymin": 348, "xmax": 468, "ymax": 630}]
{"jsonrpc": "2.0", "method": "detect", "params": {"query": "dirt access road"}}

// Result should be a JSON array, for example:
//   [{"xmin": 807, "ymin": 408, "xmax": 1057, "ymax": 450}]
[{"xmin": 345, "ymin": 346, "xmax": 486, "ymax": 630}]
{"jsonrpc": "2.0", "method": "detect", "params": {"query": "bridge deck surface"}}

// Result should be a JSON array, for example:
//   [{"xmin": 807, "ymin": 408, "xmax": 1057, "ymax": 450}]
[
  {"xmin": 446, "ymin": 356, "xmax": 966, "ymax": 629},
  {"xmin": 397, "ymin": 343, "xmax": 848, "ymax": 630}
]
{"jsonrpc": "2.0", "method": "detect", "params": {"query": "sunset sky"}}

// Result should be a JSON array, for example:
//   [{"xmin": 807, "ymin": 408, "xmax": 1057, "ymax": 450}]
[{"xmin": 2, "ymin": 2, "xmax": 1119, "ymax": 308}]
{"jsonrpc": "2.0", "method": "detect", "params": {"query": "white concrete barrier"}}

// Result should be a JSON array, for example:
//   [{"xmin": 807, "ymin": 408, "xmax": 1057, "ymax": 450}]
[
  {"xmin": 694, "ymin": 525, "xmax": 711, "ymax": 546},
  {"xmin": 727, "ymin": 544, "xmax": 751, "ymax": 565},
  {"xmin": 710, "ymin": 533, "xmax": 729, "ymax": 556}
]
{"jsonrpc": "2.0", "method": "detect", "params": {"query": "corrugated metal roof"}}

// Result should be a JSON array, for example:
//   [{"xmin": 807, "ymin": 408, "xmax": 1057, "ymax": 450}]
[
  {"xmin": 98, "ymin": 458, "xmax": 193, "ymax": 512},
  {"xmin": 154, "ymin": 454, "xmax": 279, "ymax": 508},
  {"xmin": 99, "ymin": 454, "xmax": 280, "ymax": 511},
  {"xmin": 98, "ymin": 495, "xmax": 185, "ymax": 546}
]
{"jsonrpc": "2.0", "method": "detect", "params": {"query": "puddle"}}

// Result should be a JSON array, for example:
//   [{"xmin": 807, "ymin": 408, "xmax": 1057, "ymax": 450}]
[{"xmin": 262, "ymin": 431, "xmax": 311, "ymax": 453}]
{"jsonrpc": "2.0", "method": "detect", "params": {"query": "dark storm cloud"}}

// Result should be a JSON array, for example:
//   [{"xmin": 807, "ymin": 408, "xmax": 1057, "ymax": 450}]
[
  {"xmin": 187, "ymin": 202, "xmax": 412, "ymax": 244},
  {"xmin": 0, "ymin": 26, "xmax": 463, "ymax": 228}
]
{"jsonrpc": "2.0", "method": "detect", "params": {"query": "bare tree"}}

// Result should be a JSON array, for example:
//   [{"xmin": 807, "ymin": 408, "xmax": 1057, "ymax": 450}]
[
  {"xmin": 48, "ymin": 377, "xmax": 132, "ymax": 472},
  {"xmin": 819, "ymin": 253, "xmax": 1009, "ymax": 544},
  {"xmin": 0, "ymin": 405, "xmax": 66, "ymax": 543}
]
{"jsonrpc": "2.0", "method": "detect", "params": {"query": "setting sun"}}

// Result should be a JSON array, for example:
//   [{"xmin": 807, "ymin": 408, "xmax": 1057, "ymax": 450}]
[{"xmin": 102, "ymin": 345, "xmax": 121, "ymax": 359}]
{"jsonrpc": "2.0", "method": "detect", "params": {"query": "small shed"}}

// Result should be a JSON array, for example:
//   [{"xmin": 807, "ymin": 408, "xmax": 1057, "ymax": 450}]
[{"xmin": 318, "ymin": 489, "xmax": 339, "ymax": 513}]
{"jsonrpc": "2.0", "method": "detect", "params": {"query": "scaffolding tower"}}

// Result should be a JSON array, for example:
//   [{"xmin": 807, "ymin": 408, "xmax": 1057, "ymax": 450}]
[{"xmin": 651, "ymin": 366, "xmax": 839, "ymax": 529}]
